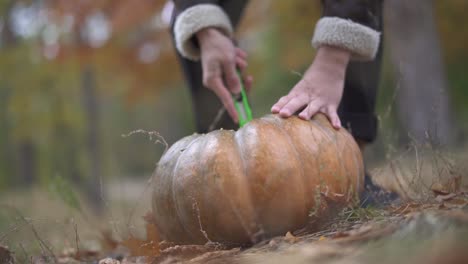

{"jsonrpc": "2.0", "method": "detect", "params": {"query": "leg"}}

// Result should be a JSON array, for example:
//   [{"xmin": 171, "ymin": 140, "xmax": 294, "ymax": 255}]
[
  {"xmin": 340, "ymin": 45, "xmax": 400, "ymax": 206},
  {"xmin": 338, "ymin": 42, "xmax": 382, "ymax": 145},
  {"xmin": 337, "ymin": 2, "xmax": 399, "ymax": 206}
]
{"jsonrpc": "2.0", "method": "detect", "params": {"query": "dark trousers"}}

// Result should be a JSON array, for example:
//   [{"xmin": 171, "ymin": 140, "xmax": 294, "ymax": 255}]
[{"xmin": 171, "ymin": 3, "xmax": 383, "ymax": 143}]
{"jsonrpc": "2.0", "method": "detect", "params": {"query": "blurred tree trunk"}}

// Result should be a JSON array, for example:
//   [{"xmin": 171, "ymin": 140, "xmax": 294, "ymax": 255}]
[
  {"xmin": 0, "ymin": 88, "xmax": 13, "ymax": 186},
  {"xmin": 0, "ymin": 1, "xmax": 17, "ymax": 47},
  {"xmin": 385, "ymin": 0, "xmax": 456, "ymax": 146},
  {"xmin": 81, "ymin": 65, "xmax": 104, "ymax": 213},
  {"xmin": 17, "ymin": 142, "xmax": 37, "ymax": 184},
  {"xmin": 2, "ymin": 1, "xmax": 37, "ymax": 185}
]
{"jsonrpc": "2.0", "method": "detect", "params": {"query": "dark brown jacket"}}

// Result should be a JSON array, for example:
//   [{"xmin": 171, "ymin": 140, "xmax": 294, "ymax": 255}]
[
  {"xmin": 172, "ymin": 0, "xmax": 383, "ymax": 61},
  {"xmin": 173, "ymin": 0, "xmax": 382, "ymax": 31}
]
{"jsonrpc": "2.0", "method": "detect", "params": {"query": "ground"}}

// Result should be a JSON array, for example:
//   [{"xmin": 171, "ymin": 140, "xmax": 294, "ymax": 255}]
[{"xmin": 1, "ymin": 146, "xmax": 467, "ymax": 263}]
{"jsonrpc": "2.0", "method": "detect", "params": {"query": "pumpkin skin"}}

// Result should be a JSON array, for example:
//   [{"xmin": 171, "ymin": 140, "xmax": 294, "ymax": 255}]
[{"xmin": 151, "ymin": 114, "xmax": 364, "ymax": 245}]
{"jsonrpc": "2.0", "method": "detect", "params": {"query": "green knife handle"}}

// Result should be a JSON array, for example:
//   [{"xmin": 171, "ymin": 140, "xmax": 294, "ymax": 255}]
[{"xmin": 233, "ymin": 70, "xmax": 253, "ymax": 127}]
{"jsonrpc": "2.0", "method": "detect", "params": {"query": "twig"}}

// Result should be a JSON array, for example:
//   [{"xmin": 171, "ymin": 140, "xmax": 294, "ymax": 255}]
[
  {"xmin": 0, "ymin": 204, "xmax": 57, "ymax": 263},
  {"xmin": 121, "ymin": 130, "xmax": 169, "ymax": 238},
  {"xmin": 289, "ymin": 69, "xmax": 303, "ymax": 78},
  {"xmin": 0, "ymin": 222, "xmax": 28, "ymax": 243},
  {"xmin": 383, "ymin": 80, "xmax": 400, "ymax": 120},
  {"xmin": 27, "ymin": 218, "xmax": 58, "ymax": 263},
  {"xmin": 0, "ymin": 205, "xmax": 30, "ymax": 242},
  {"xmin": 208, "ymin": 107, "xmax": 226, "ymax": 132},
  {"xmin": 19, "ymin": 243, "xmax": 29, "ymax": 262},
  {"xmin": 192, "ymin": 199, "xmax": 211, "ymax": 243},
  {"xmin": 122, "ymin": 129, "xmax": 169, "ymax": 154},
  {"xmin": 390, "ymin": 161, "xmax": 410, "ymax": 199},
  {"xmin": 72, "ymin": 219, "xmax": 80, "ymax": 257}
]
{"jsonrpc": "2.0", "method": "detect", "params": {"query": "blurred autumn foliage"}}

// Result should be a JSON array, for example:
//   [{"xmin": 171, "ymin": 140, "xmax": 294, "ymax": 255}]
[{"xmin": 0, "ymin": 0, "xmax": 467, "ymax": 199}]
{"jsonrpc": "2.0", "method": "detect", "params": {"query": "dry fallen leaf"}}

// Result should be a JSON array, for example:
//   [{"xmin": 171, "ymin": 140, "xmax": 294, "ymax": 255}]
[
  {"xmin": 121, "ymin": 256, "xmax": 149, "ymax": 264},
  {"xmin": 332, "ymin": 231, "xmax": 349, "ymax": 239},
  {"xmin": 99, "ymin": 257, "xmax": 120, "ymax": 264},
  {"xmin": 443, "ymin": 198, "xmax": 468, "ymax": 209},
  {"xmin": 0, "ymin": 245, "xmax": 14, "ymax": 264},
  {"xmin": 284, "ymin": 231, "xmax": 298, "ymax": 243},
  {"xmin": 121, "ymin": 213, "xmax": 160, "ymax": 257},
  {"xmin": 59, "ymin": 246, "xmax": 100, "ymax": 262},
  {"xmin": 435, "ymin": 193, "xmax": 457, "ymax": 203},
  {"xmin": 431, "ymin": 183, "xmax": 451, "ymax": 196},
  {"xmin": 392, "ymin": 203, "xmax": 423, "ymax": 215}
]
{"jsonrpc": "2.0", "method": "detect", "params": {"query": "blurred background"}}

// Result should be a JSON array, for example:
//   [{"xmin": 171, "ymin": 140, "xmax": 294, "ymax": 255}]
[{"xmin": 0, "ymin": 0, "xmax": 467, "ymax": 256}]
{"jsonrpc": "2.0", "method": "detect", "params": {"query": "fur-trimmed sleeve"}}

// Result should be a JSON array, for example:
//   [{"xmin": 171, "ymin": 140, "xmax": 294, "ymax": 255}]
[
  {"xmin": 173, "ymin": 2, "xmax": 233, "ymax": 60},
  {"xmin": 312, "ymin": 0, "xmax": 383, "ymax": 61}
]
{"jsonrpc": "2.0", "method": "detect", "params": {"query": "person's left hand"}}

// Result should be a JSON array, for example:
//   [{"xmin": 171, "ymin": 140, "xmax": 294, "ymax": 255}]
[{"xmin": 271, "ymin": 46, "xmax": 351, "ymax": 129}]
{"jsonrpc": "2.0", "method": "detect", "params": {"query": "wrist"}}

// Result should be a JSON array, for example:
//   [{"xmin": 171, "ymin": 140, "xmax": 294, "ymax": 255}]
[
  {"xmin": 196, "ymin": 27, "xmax": 223, "ymax": 46},
  {"xmin": 315, "ymin": 45, "xmax": 351, "ymax": 69},
  {"xmin": 305, "ymin": 46, "xmax": 351, "ymax": 79}
]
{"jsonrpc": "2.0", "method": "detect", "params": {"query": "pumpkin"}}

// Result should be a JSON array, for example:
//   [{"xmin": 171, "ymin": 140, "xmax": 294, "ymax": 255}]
[{"xmin": 151, "ymin": 114, "xmax": 364, "ymax": 245}]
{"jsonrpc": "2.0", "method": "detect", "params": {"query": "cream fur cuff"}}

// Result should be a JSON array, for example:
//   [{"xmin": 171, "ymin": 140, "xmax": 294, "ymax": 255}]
[
  {"xmin": 312, "ymin": 17, "xmax": 381, "ymax": 61},
  {"xmin": 174, "ymin": 4, "xmax": 233, "ymax": 61}
]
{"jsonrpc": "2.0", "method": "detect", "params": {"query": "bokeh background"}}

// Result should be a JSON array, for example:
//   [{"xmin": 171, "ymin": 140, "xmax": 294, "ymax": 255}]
[{"xmin": 0, "ymin": 0, "xmax": 467, "ymax": 257}]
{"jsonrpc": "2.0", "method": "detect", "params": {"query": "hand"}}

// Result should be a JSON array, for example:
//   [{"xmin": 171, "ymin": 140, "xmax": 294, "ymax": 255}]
[
  {"xmin": 271, "ymin": 46, "xmax": 351, "ymax": 129},
  {"xmin": 196, "ymin": 28, "xmax": 253, "ymax": 123}
]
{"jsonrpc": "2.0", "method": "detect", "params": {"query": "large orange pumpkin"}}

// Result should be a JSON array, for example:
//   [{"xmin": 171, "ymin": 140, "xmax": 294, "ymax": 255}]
[{"xmin": 151, "ymin": 114, "xmax": 364, "ymax": 245}]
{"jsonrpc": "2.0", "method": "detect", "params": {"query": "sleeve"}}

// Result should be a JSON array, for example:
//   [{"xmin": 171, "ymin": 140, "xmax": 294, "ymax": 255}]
[
  {"xmin": 312, "ymin": 0, "xmax": 383, "ymax": 61},
  {"xmin": 173, "ymin": 0, "xmax": 234, "ymax": 60}
]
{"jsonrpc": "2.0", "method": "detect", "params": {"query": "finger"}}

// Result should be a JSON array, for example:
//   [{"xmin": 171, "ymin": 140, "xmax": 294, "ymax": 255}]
[
  {"xmin": 201, "ymin": 61, "xmax": 222, "ymax": 90},
  {"xmin": 235, "ymin": 56, "xmax": 248, "ymax": 70},
  {"xmin": 236, "ymin": 57, "xmax": 252, "ymax": 91},
  {"xmin": 271, "ymin": 95, "xmax": 293, "ymax": 113},
  {"xmin": 244, "ymin": 75, "xmax": 253, "ymax": 92},
  {"xmin": 298, "ymin": 101, "xmax": 321, "ymax": 120},
  {"xmin": 279, "ymin": 96, "xmax": 308, "ymax": 117},
  {"xmin": 325, "ymin": 107, "xmax": 341, "ymax": 129},
  {"xmin": 235, "ymin": 48, "xmax": 248, "ymax": 59},
  {"xmin": 210, "ymin": 77, "xmax": 239, "ymax": 123},
  {"xmin": 223, "ymin": 60, "xmax": 241, "ymax": 94}
]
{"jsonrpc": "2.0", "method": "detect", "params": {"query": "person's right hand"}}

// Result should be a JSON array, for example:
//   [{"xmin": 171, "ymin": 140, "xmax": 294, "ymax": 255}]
[{"xmin": 196, "ymin": 28, "xmax": 252, "ymax": 124}]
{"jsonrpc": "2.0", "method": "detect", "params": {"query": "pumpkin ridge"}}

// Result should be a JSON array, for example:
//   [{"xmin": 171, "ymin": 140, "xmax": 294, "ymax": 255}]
[
  {"xmin": 310, "ymin": 118, "xmax": 347, "ymax": 196},
  {"xmin": 232, "ymin": 128, "xmax": 258, "ymax": 243},
  {"xmin": 342, "ymin": 132, "xmax": 364, "ymax": 195},
  {"xmin": 171, "ymin": 134, "xmax": 208, "ymax": 242},
  {"xmin": 253, "ymin": 118, "xmax": 309, "ymax": 232},
  {"xmin": 306, "ymin": 119, "xmax": 331, "ymax": 189},
  {"xmin": 260, "ymin": 116, "xmax": 309, "ymax": 217},
  {"xmin": 303, "ymin": 118, "xmax": 328, "ymax": 211},
  {"xmin": 152, "ymin": 134, "xmax": 199, "ymax": 243},
  {"xmin": 234, "ymin": 121, "xmax": 270, "ymax": 237},
  {"xmin": 255, "ymin": 119, "xmax": 290, "ymax": 193},
  {"xmin": 334, "ymin": 130, "xmax": 356, "ymax": 199},
  {"xmin": 201, "ymin": 130, "xmax": 254, "ymax": 243}
]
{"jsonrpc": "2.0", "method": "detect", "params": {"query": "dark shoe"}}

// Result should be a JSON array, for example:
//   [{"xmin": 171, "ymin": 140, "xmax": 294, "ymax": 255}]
[{"xmin": 360, "ymin": 173, "xmax": 400, "ymax": 208}]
